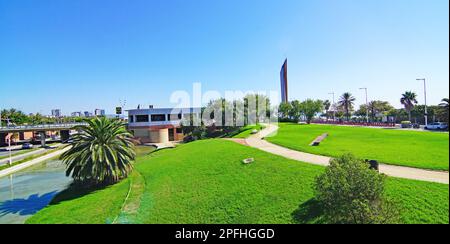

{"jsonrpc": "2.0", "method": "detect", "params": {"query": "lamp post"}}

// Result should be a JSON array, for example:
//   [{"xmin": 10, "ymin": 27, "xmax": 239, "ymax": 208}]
[
  {"xmin": 328, "ymin": 92, "xmax": 335, "ymax": 121},
  {"xmin": 416, "ymin": 78, "xmax": 428, "ymax": 127},
  {"xmin": 359, "ymin": 88, "xmax": 369, "ymax": 123}
]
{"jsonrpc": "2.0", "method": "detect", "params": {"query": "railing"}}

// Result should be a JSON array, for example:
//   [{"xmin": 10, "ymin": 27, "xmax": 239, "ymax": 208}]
[
  {"xmin": 0, "ymin": 123, "xmax": 88, "ymax": 132},
  {"xmin": 312, "ymin": 120, "xmax": 396, "ymax": 127}
]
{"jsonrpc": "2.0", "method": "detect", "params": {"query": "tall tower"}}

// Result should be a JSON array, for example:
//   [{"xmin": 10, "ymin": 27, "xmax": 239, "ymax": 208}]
[{"xmin": 280, "ymin": 59, "xmax": 289, "ymax": 103}]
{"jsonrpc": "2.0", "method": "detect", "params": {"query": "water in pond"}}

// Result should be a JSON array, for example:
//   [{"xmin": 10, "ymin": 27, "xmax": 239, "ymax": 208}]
[{"xmin": 0, "ymin": 160, "xmax": 71, "ymax": 224}]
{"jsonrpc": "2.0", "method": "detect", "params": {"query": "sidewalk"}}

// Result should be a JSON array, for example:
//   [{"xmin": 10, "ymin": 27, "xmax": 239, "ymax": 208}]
[{"xmin": 245, "ymin": 124, "xmax": 449, "ymax": 184}]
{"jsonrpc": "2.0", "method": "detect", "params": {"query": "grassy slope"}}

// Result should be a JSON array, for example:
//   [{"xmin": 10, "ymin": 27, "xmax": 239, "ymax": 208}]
[
  {"xmin": 27, "ymin": 140, "xmax": 448, "ymax": 224},
  {"xmin": 267, "ymin": 123, "xmax": 449, "ymax": 171},
  {"xmin": 230, "ymin": 124, "xmax": 264, "ymax": 138},
  {"xmin": 26, "ymin": 146, "xmax": 155, "ymax": 224}
]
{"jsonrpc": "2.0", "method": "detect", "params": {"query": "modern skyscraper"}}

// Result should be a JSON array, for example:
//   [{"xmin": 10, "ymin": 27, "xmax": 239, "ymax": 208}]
[
  {"xmin": 51, "ymin": 109, "xmax": 61, "ymax": 118},
  {"xmin": 280, "ymin": 59, "xmax": 289, "ymax": 103},
  {"xmin": 95, "ymin": 109, "xmax": 106, "ymax": 116}
]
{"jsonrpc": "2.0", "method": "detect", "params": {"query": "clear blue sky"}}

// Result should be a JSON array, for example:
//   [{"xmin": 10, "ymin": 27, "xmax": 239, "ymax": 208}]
[{"xmin": 1, "ymin": 0, "xmax": 448, "ymax": 115}]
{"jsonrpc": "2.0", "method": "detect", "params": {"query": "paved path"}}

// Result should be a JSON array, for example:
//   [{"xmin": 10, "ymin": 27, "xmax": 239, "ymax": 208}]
[
  {"xmin": 244, "ymin": 124, "xmax": 449, "ymax": 184},
  {"xmin": 0, "ymin": 146, "xmax": 70, "ymax": 178}
]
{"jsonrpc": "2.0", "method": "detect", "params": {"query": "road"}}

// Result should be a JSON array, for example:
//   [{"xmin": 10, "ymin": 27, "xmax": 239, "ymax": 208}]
[{"xmin": 0, "ymin": 144, "xmax": 62, "ymax": 166}]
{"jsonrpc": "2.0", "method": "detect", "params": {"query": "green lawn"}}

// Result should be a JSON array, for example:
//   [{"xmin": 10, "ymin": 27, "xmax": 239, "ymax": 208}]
[
  {"xmin": 230, "ymin": 124, "xmax": 265, "ymax": 138},
  {"xmin": 267, "ymin": 123, "xmax": 449, "ymax": 171},
  {"xmin": 26, "ymin": 140, "xmax": 448, "ymax": 224}
]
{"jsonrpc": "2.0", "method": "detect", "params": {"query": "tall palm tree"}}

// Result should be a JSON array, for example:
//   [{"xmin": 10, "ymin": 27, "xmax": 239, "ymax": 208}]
[
  {"xmin": 338, "ymin": 93, "xmax": 356, "ymax": 121},
  {"xmin": 323, "ymin": 100, "xmax": 331, "ymax": 120},
  {"xmin": 439, "ymin": 98, "xmax": 449, "ymax": 110},
  {"xmin": 400, "ymin": 91, "xmax": 418, "ymax": 121},
  {"xmin": 439, "ymin": 98, "xmax": 449, "ymax": 122},
  {"xmin": 61, "ymin": 117, "xmax": 136, "ymax": 187}
]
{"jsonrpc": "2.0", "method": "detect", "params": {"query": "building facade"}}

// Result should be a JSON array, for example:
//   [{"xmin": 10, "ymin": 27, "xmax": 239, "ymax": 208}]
[
  {"xmin": 51, "ymin": 109, "xmax": 61, "ymax": 118},
  {"xmin": 95, "ymin": 109, "xmax": 106, "ymax": 116},
  {"xmin": 127, "ymin": 107, "xmax": 201, "ymax": 143}
]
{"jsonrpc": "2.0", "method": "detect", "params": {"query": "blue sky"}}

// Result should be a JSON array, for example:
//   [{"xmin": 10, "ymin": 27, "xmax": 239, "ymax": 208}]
[{"xmin": 0, "ymin": 0, "xmax": 448, "ymax": 115}]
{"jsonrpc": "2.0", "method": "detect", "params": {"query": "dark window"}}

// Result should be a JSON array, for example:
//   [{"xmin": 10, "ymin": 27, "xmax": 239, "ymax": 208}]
[
  {"xmin": 136, "ymin": 115, "xmax": 149, "ymax": 122},
  {"xmin": 151, "ymin": 114, "xmax": 166, "ymax": 122},
  {"xmin": 169, "ymin": 114, "xmax": 182, "ymax": 121},
  {"xmin": 129, "ymin": 116, "xmax": 134, "ymax": 123},
  {"xmin": 176, "ymin": 128, "xmax": 182, "ymax": 133}
]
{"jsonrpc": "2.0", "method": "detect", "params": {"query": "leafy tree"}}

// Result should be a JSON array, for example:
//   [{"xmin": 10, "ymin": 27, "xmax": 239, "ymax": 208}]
[
  {"xmin": 400, "ymin": 91, "xmax": 418, "ymax": 121},
  {"xmin": 289, "ymin": 100, "xmax": 302, "ymax": 122},
  {"xmin": 61, "ymin": 117, "xmax": 136, "ymax": 187},
  {"xmin": 314, "ymin": 154, "xmax": 400, "ymax": 224},
  {"xmin": 278, "ymin": 102, "xmax": 293, "ymax": 121},
  {"xmin": 301, "ymin": 99, "xmax": 324, "ymax": 124},
  {"xmin": 338, "ymin": 92, "xmax": 356, "ymax": 121}
]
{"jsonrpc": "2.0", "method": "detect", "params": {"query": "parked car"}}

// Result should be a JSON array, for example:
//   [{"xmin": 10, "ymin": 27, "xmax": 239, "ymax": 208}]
[
  {"xmin": 22, "ymin": 143, "xmax": 34, "ymax": 149},
  {"xmin": 425, "ymin": 122, "xmax": 448, "ymax": 131},
  {"xmin": 401, "ymin": 121, "xmax": 412, "ymax": 128}
]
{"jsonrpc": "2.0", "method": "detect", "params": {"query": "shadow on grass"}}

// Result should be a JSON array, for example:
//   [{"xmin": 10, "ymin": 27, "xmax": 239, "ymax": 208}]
[
  {"xmin": 291, "ymin": 198, "xmax": 326, "ymax": 224},
  {"xmin": 49, "ymin": 183, "xmax": 108, "ymax": 205}
]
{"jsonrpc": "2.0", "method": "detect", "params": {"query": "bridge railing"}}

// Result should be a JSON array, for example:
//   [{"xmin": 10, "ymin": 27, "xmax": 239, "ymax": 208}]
[{"xmin": 0, "ymin": 123, "xmax": 88, "ymax": 132}]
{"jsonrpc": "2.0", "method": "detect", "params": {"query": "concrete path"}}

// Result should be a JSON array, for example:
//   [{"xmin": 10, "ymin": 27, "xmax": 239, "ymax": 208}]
[
  {"xmin": 0, "ymin": 146, "xmax": 70, "ymax": 178},
  {"xmin": 244, "ymin": 124, "xmax": 449, "ymax": 184}
]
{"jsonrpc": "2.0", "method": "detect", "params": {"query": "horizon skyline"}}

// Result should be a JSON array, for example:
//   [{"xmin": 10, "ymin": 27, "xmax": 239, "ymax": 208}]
[{"xmin": 1, "ymin": 0, "xmax": 448, "ymax": 115}]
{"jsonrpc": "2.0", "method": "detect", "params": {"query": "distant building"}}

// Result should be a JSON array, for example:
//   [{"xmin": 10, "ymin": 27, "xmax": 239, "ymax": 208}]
[
  {"xmin": 95, "ymin": 109, "xmax": 106, "ymax": 116},
  {"xmin": 280, "ymin": 59, "xmax": 289, "ymax": 103},
  {"xmin": 51, "ymin": 109, "xmax": 61, "ymax": 118},
  {"xmin": 127, "ymin": 107, "xmax": 201, "ymax": 143},
  {"xmin": 84, "ymin": 111, "xmax": 93, "ymax": 117},
  {"xmin": 71, "ymin": 112, "xmax": 82, "ymax": 117}
]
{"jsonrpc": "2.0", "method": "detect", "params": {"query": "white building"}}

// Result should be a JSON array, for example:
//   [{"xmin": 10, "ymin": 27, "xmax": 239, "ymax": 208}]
[{"xmin": 127, "ymin": 107, "xmax": 201, "ymax": 143}]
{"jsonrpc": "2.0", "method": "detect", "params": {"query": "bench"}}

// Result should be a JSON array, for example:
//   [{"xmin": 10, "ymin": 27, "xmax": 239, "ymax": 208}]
[{"xmin": 310, "ymin": 133, "xmax": 328, "ymax": 146}]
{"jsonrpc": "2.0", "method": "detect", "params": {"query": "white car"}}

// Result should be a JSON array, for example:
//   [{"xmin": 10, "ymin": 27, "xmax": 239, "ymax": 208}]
[{"xmin": 425, "ymin": 122, "xmax": 448, "ymax": 131}]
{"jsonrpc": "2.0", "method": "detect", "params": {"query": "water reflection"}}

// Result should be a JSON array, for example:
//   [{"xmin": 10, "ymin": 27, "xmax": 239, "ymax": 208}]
[{"xmin": 0, "ymin": 160, "xmax": 71, "ymax": 224}]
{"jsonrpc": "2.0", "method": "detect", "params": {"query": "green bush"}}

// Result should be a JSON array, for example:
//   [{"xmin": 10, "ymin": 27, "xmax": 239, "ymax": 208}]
[{"xmin": 314, "ymin": 154, "xmax": 400, "ymax": 224}]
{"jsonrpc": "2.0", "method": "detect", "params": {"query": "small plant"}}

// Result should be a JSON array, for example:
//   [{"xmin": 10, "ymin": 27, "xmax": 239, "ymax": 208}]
[{"xmin": 314, "ymin": 154, "xmax": 400, "ymax": 224}]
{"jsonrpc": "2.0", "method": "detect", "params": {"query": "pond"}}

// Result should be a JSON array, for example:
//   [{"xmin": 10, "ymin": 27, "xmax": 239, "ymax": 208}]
[{"xmin": 0, "ymin": 160, "xmax": 71, "ymax": 224}]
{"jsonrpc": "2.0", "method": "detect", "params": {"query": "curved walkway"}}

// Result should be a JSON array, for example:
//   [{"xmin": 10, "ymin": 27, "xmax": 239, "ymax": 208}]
[{"xmin": 244, "ymin": 124, "xmax": 449, "ymax": 184}]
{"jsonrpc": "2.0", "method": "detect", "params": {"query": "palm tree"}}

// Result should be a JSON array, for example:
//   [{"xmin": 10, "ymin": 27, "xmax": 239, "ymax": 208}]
[
  {"xmin": 323, "ymin": 100, "xmax": 331, "ymax": 120},
  {"xmin": 400, "ymin": 91, "xmax": 418, "ymax": 121},
  {"xmin": 439, "ymin": 98, "xmax": 449, "ymax": 122},
  {"xmin": 61, "ymin": 117, "xmax": 136, "ymax": 187},
  {"xmin": 338, "ymin": 93, "xmax": 356, "ymax": 121},
  {"xmin": 439, "ymin": 98, "xmax": 449, "ymax": 110}
]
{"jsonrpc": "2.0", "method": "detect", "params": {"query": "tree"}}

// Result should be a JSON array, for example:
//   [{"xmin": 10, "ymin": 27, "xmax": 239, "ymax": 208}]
[
  {"xmin": 338, "ymin": 92, "xmax": 356, "ymax": 121},
  {"xmin": 278, "ymin": 102, "xmax": 293, "ymax": 121},
  {"xmin": 323, "ymin": 100, "xmax": 331, "ymax": 120},
  {"xmin": 400, "ymin": 91, "xmax": 418, "ymax": 122},
  {"xmin": 61, "ymin": 117, "xmax": 136, "ymax": 187},
  {"xmin": 289, "ymin": 100, "xmax": 302, "ymax": 122},
  {"xmin": 314, "ymin": 154, "xmax": 400, "ymax": 224},
  {"xmin": 438, "ymin": 98, "xmax": 449, "ymax": 122},
  {"xmin": 301, "ymin": 99, "xmax": 324, "ymax": 124}
]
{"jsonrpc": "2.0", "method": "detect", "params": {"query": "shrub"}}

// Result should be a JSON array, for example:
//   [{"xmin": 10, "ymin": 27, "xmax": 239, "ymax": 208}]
[{"xmin": 314, "ymin": 154, "xmax": 400, "ymax": 224}]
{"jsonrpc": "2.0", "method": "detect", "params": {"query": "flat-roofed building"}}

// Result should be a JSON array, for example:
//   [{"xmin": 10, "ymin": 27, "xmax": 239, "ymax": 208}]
[{"xmin": 127, "ymin": 107, "xmax": 201, "ymax": 143}]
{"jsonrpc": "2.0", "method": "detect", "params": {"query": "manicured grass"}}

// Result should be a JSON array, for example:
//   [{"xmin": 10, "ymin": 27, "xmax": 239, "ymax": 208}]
[
  {"xmin": 266, "ymin": 123, "xmax": 449, "ymax": 171},
  {"xmin": 27, "ymin": 140, "xmax": 449, "ymax": 224},
  {"xmin": 230, "ymin": 124, "xmax": 265, "ymax": 138},
  {"xmin": 26, "ymin": 179, "xmax": 131, "ymax": 224}
]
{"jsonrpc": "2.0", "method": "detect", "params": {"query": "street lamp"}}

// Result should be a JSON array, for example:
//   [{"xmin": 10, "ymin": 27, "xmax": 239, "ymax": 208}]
[
  {"xmin": 328, "ymin": 92, "xmax": 335, "ymax": 121},
  {"xmin": 359, "ymin": 88, "xmax": 369, "ymax": 123},
  {"xmin": 416, "ymin": 78, "xmax": 428, "ymax": 127}
]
